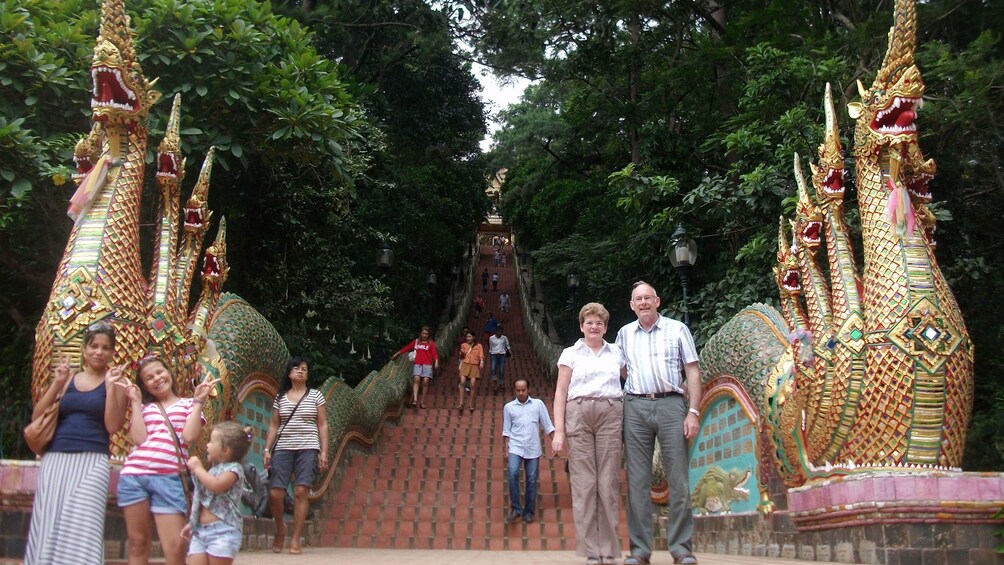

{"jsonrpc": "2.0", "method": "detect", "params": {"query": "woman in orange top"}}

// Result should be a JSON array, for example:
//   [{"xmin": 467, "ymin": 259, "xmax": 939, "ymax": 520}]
[{"xmin": 458, "ymin": 331, "xmax": 485, "ymax": 412}]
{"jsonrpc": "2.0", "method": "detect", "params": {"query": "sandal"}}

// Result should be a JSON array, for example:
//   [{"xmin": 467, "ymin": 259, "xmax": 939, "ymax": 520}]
[
  {"xmin": 289, "ymin": 545, "xmax": 303, "ymax": 555},
  {"xmin": 272, "ymin": 530, "xmax": 285, "ymax": 553},
  {"xmin": 420, "ymin": 403, "xmax": 426, "ymax": 409}
]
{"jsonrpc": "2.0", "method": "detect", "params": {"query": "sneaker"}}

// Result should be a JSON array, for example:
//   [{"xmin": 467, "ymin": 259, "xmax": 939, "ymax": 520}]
[
  {"xmin": 507, "ymin": 509, "xmax": 521, "ymax": 523},
  {"xmin": 586, "ymin": 559, "xmax": 602, "ymax": 565},
  {"xmin": 675, "ymin": 556, "xmax": 698, "ymax": 565},
  {"xmin": 623, "ymin": 556, "xmax": 650, "ymax": 565},
  {"xmin": 523, "ymin": 513, "xmax": 534, "ymax": 523},
  {"xmin": 602, "ymin": 558, "xmax": 617, "ymax": 565}
]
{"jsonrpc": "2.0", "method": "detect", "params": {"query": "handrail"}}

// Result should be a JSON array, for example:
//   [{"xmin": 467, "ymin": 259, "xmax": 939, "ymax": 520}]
[{"xmin": 513, "ymin": 244, "xmax": 561, "ymax": 382}]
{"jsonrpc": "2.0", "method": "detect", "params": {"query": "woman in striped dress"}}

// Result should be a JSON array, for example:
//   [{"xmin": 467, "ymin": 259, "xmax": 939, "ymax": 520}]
[
  {"xmin": 25, "ymin": 323, "xmax": 128, "ymax": 565},
  {"xmin": 262, "ymin": 357, "xmax": 329, "ymax": 555}
]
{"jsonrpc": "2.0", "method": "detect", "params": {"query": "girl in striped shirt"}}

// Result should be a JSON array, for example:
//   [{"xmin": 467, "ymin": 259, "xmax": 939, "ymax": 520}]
[{"xmin": 117, "ymin": 357, "xmax": 219, "ymax": 565}]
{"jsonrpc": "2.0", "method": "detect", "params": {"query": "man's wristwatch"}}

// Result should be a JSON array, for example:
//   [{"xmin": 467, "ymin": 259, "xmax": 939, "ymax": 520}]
[{"xmin": 688, "ymin": 408, "xmax": 701, "ymax": 418}]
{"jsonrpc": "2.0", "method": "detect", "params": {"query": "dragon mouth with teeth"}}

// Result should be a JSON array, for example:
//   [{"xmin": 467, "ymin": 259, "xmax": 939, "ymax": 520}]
[
  {"xmin": 801, "ymin": 221, "xmax": 822, "ymax": 245},
  {"xmin": 821, "ymin": 167, "xmax": 845, "ymax": 196},
  {"xmin": 782, "ymin": 268, "xmax": 801, "ymax": 292},
  {"xmin": 157, "ymin": 152, "xmax": 180, "ymax": 180},
  {"xmin": 871, "ymin": 95, "xmax": 922, "ymax": 138},
  {"xmin": 73, "ymin": 155, "xmax": 95, "ymax": 182},
  {"xmin": 201, "ymin": 250, "xmax": 225, "ymax": 292},
  {"xmin": 91, "ymin": 65, "xmax": 139, "ymax": 116},
  {"xmin": 184, "ymin": 205, "xmax": 205, "ymax": 231}
]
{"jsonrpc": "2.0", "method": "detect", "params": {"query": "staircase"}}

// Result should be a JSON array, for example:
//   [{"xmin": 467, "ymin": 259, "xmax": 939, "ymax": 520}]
[{"xmin": 318, "ymin": 243, "xmax": 629, "ymax": 551}]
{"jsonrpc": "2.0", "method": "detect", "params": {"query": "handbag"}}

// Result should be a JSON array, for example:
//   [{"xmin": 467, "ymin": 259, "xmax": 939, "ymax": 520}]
[
  {"xmin": 407, "ymin": 350, "xmax": 417, "ymax": 362},
  {"xmin": 23, "ymin": 376, "xmax": 74, "ymax": 456},
  {"xmin": 157, "ymin": 402, "xmax": 193, "ymax": 513}
]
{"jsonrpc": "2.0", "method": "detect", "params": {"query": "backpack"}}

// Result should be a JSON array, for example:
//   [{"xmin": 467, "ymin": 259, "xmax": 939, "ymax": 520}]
[
  {"xmin": 241, "ymin": 463, "xmax": 270, "ymax": 517},
  {"xmin": 241, "ymin": 463, "xmax": 295, "ymax": 517}
]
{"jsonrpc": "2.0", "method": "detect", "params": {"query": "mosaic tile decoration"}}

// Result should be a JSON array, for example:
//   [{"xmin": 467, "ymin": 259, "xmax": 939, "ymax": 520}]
[{"xmin": 689, "ymin": 394, "xmax": 758, "ymax": 515}]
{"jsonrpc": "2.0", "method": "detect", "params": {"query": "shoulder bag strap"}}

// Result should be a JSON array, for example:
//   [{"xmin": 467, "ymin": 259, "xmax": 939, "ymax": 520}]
[
  {"xmin": 270, "ymin": 389, "xmax": 309, "ymax": 453},
  {"xmin": 156, "ymin": 401, "xmax": 192, "ymax": 511}
]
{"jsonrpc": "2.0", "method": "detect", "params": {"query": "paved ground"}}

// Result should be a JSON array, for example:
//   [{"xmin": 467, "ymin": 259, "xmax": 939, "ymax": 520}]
[{"xmin": 238, "ymin": 548, "xmax": 817, "ymax": 564}]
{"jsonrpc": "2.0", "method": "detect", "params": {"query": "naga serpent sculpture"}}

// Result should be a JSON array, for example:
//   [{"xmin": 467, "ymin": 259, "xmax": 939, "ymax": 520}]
[
  {"xmin": 699, "ymin": 0, "xmax": 973, "ymax": 513},
  {"xmin": 30, "ymin": 0, "xmax": 408, "ymax": 479}
]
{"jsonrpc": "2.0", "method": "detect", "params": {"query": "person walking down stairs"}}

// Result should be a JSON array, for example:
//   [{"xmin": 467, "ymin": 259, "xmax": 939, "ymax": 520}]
[
  {"xmin": 488, "ymin": 325, "xmax": 512, "ymax": 395},
  {"xmin": 457, "ymin": 331, "xmax": 485, "ymax": 412},
  {"xmin": 502, "ymin": 379, "xmax": 555, "ymax": 526},
  {"xmin": 391, "ymin": 326, "xmax": 440, "ymax": 409}
]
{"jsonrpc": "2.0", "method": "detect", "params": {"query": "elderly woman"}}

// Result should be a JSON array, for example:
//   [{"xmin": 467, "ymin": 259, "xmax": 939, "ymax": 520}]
[{"xmin": 552, "ymin": 303, "xmax": 626, "ymax": 565}]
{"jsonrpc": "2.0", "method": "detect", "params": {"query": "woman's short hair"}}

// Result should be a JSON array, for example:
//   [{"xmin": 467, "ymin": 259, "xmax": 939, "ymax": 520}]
[
  {"xmin": 578, "ymin": 302, "xmax": 610, "ymax": 324},
  {"xmin": 278, "ymin": 356, "xmax": 311, "ymax": 395}
]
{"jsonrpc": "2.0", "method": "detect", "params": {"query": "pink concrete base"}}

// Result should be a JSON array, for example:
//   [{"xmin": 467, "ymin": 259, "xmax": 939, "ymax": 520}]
[
  {"xmin": 787, "ymin": 470, "xmax": 1004, "ymax": 531},
  {"xmin": 0, "ymin": 458, "xmax": 121, "ymax": 510}
]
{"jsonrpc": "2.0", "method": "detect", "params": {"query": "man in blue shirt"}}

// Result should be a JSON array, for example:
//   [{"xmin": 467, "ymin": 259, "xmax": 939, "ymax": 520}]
[{"xmin": 502, "ymin": 379, "xmax": 555, "ymax": 524}]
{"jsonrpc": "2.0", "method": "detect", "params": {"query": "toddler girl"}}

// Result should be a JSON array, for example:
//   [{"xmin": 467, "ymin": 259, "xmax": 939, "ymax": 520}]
[{"xmin": 182, "ymin": 422, "xmax": 252, "ymax": 565}]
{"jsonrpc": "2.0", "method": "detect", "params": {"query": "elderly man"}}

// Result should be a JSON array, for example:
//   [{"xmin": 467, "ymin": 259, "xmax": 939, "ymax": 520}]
[{"xmin": 616, "ymin": 281, "xmax": 702, "ymax": 565}]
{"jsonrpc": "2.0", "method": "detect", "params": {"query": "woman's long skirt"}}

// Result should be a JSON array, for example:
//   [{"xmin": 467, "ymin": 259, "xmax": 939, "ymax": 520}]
[{"xmin": 24, "ymin": 451, "xmax": 109, "ymax": 565}]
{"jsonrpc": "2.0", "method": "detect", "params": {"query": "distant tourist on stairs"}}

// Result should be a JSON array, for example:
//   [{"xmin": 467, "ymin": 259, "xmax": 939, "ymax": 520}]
[
  {"xmin": 483, "ymin": 312, "xmax": 499, "ymax": 344},
  {"xmin": 488, "ymin": 325, "xmax": 512, "ymax": 394},
  {"xmin": 617, "ymin": 281, "xmax": 701, "ymax": 565},
  {"xmin": 492, "ymin": 271, "xmax": 500, "ymax": 291},
  {"xmin": 457, "ymin": 331, "xmax": 485, "ymax": 412},
  {"xmin": 473, "ymin": 295, "xmax": 484, "ymax": 318},
  {"xmin": 499, "ymin": 291, "xmax": 511, "ymax": 314},
  {"xmin": 392, "ymin": 326, "xmax": 439, "ymax": 409},
  {"xmin": 552, "ymin": 303, "xmax": 625, "ymax": 565},
  {"xmin": 502, "ymin": 379, "xmax": 555, "ymax": 525},
  {"xmin": 481, "ymin": 268, "xmax": 490, "ymax": 292}
]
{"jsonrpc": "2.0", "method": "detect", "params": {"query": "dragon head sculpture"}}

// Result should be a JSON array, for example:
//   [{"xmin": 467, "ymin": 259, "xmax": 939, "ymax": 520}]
[
  {"xmin": 793, "ymin": 154, "xmax": 823, "ymax": 250},
  {"xmin": 201, "ymin": 218, "xmax": 230, "ymax": 295},
  {"xmin": 71, "ymin": 124, "xmax": 106, "ymax": 185},
  {"xmin": 156, "ymin": 95, "xmax": 185, "ymax": 188},
  {"xmin": 90, "ymin": 0, "xmax": 160, "ymax": 133},
  {"xmin": 774, "ymin": 217, "xmax": 801, "ymax": 298},
  {"xmin": 183, "ymin": 148, "xmax": 215, "ymax": 238},
  {"xmin": 847, "ymin": 0, "xmax": 923, "ymax": 153},
  {"xmin": 809, "ymin": 83, "xmax": 846, "ymax": 205}
]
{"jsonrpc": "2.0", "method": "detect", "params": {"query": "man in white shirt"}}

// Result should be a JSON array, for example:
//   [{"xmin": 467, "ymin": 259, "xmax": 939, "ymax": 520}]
[
  {"xmin": 502, "ymin": 379, "xmax": 555, "ymax": 524},
  {"xmin": 616, "ymin": 281, "xmax": 702, "ymax": 565}
]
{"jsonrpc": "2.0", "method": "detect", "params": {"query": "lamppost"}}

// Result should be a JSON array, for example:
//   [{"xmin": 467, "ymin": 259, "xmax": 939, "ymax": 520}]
[
  {"xmin": 567, "ymin": 274, "xmax": 580, "ymax": 313},
  {"xmin": 374, "ymin": 242, "xmax": 394, "ymax": 368},
  {"xmin": 668, "ymin": 224, "xmax": 698, "ymax": 326},
  {"xmin": 426, "ymin": 271, "xmax": 437, "ymax": 325}
]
